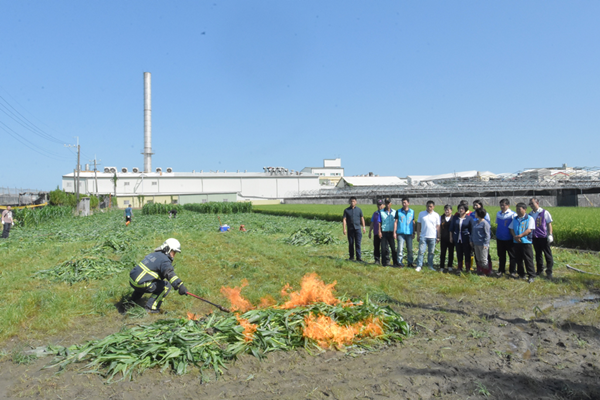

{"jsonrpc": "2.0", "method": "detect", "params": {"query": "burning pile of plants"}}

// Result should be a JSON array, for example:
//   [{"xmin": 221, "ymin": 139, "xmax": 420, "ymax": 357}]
[{"xmin": 49, "ymin": 273, "xmax": 409, "ymax": 381}]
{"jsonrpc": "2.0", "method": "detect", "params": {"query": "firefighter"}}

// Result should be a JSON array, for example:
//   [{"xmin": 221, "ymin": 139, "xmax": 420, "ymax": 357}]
[{"xmin": 129, "ymin": 238, "xmax": 188, "ymax": 313}]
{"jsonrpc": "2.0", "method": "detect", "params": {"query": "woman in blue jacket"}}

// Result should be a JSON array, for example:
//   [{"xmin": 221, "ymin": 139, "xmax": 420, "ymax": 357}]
[{"xmin": 449, "ymin": 204, "xmax": 473, "ymax": 273}]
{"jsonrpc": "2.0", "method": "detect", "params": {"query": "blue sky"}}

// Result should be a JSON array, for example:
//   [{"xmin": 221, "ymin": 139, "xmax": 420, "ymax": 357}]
[{"xmin": 1, "ymin": 1, "xmax": 599, "ymax": 190}]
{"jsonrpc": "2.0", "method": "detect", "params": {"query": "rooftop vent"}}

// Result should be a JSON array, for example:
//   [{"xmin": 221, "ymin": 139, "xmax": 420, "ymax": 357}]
[
  {"xmin": 121, "ymin": 167, "xmax": 128, "ymax": 173},
  {"xmin": 166, "ymin": 167, "xmax": 173, "ymax": 173},
  {"xmin": 132, "ymin": 167, "xmax": 140, "ymax": 173},
  {"xmin": 156, "ymin": 167, "xmax": 162, "ymax": 173}
]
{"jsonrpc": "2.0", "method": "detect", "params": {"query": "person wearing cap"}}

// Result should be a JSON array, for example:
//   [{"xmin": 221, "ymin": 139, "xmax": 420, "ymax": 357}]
[
  {"xmin": 343, "ymin": 197, "xmax": 366, "ymax": 262},
  {"xmin": 529, "ymin": 198, "xmax": 554, "ymax": 279},
  {"xmin": 368, "ymin": 199, "xmax": 384, "ymax": 264},
  {"xmin": 378, "ymin": 198, "xmax": 398, "ymax": 267},
  {"xmin": 129, "ymin": 238, "xmax": 188, "ymax": 313},
  {"xmin": 1, "ymin": 206, "xmax": 14, "ymax": 239},
  {"xmin": 394, "ymin": 197, "xmax": 415, "ymax": 267}
]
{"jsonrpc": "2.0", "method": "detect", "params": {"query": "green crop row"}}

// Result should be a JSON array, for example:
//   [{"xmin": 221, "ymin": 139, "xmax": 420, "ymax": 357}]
[
  {"xmin": 141, "ymin": 203, "xmax": 183, "ymax": 215},
  {"xmin": 13, "ymin": 206, "xmax": 74, "ymax": 227},
  {"xmin": 183, "ymin": 201, "xmax": 252, "ymax": 214}
]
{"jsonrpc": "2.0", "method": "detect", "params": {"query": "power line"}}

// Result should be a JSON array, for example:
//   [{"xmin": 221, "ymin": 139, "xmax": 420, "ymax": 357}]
[
  {"xmin": 0, "ymin": 95, "xmax": 65, "ymax": 144},
  {"xmin": 0, "ymin": 121, "xmax": 70, "ymax": 161}
]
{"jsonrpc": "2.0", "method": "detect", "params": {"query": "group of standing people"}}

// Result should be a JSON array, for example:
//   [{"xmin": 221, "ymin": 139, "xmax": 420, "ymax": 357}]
[{"xmin": 343, "ymin": 196, "xmax": 554, "ymax": 283}]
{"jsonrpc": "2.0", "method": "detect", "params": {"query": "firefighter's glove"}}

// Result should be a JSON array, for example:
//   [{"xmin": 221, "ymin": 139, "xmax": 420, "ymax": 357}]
[{"xmin": 178, "ymin": 284, "xmax": 188, "ymax": 295}]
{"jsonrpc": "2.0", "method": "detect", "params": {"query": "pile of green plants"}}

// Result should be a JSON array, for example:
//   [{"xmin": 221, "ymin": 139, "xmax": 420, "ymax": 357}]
[
  {"xmin": 50, "ymin": 299, "xmax": 409, "ymax": 381},
  {"xmin": 13, "ymin": 206, "xmax": 73, "ymax": 227},
  {"xmin": 141, "ymin": 203, "xmax": 183, "ymax": 215},
  {"xmin": 283, "ymin": 227, "xmax": 340, "ymax": 246},
  {"xmin": 183, "ymin": 201, "xmax": 252, "ymax": 214},
  {"xmin": 34, "ymin": 234, "xmax": 139, "ymax": 284}
]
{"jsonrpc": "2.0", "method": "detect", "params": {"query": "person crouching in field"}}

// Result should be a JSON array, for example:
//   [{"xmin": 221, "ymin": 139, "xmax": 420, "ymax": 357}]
[
  {"xmin": 129, "ymin": 238, "xmax": 188, "ymax": 313},
  {"xmin": 368, "ymin": 199, "xmax": 384, "ymax": 264},
  {"xmin": 449, "ymin": 204, "xmax": 473, "ymax": 273},
  {"xmin": 439, "ymin": 205, "xmax": 454, "ymax": 272},
  {"xmin": 342, "ymin": 197, "xmax": 366, "ymax": 262},
  {"xmin": 471, "ymin": 208, "xmax": 492, "ymax": 275},
  {"xmin": 510, "ymin": 203, "xmax": 536, "ymax": 283}
]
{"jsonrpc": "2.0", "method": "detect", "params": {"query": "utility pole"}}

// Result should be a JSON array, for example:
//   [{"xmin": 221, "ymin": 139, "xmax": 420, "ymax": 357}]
[
  {"xmin": 64, "ymin": 137, "xmax": 81, "ymax": 204},
  {"xmin": 90, "ymin": 155, "xmax": 101, "ymax": 198}
]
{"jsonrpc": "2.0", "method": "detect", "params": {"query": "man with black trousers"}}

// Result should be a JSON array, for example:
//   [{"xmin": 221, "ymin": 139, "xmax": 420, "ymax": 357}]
[
  {"xmin": 494, "ymin": 198, "xmax": 517, "ymax": 277},
  {"xmin": 368, "ymin": 199, "xmax": 384, "ymax": 264},
  {"xmin": 529, "ymin": 198, "xmax": 554, "ymax": 279},
  {"xmin": 343, "ymin": 197, "xmax": 366, "ymax": 262},
  {"xmin": 378, "ymin": 198, "xmax": 398, "ymax": 267},
  {"xmin": 510, "ymin": 202, "xmax": 536, "ymax": 283}
]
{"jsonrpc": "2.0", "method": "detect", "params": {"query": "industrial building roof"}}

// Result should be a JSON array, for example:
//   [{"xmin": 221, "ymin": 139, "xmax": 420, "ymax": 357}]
[
  {"xmin": 407, "ymin": 170, "xmax": 496, "ymax": 183},
  {"xmin": 336, "ymin": 176, "xmax": 408, "ymax": 187}
]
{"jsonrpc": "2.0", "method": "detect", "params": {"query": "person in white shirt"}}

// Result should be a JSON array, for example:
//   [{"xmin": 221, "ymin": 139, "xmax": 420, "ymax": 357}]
[
  {"xmin": 529, "ymin": 198, "xmax": 554, "ymax": 278},
  {"xmin": 415, "ymin": 200, "xmax": 440, "ymax": 272},
  {"xmin": 1, "ymin": 206, "xmax": 14, "ymax": 239}
]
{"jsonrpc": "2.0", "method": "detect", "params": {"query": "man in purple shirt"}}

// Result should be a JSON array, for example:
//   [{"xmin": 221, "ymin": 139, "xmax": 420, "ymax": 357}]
[
  {"xmin": 529, "ymin": 198, "xmax": 554, "ymax": 279},
  {"xmin": 368, "ymin": 199, "xmax": 384, "ymax": 264}
]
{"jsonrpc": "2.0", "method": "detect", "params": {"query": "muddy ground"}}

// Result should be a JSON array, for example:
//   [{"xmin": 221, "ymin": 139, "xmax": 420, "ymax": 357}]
[{"xmin": 1, "ymin": 292, "xmax": 599, "ymax": 400}]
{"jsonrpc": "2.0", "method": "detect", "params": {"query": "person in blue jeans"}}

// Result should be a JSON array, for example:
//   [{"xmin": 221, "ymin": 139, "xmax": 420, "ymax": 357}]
[
  {"xmin": 394, "ymin": 197, "xmax": 415, "ymax": 267},
  {"xmin": 416, "ymin": 200, "xmax": 440, "ymax": 271},
  {"xmin": 342, "ymin": 197, "xmax": 366, "ymax": 261}
]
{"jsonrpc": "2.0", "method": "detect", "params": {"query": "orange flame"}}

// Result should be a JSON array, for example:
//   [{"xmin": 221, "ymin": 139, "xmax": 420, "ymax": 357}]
[
  {"xmin": 236, "ymin": 315, "xmax": 258, "ymax": 342},
  {"xmin": 280, "ymin": 272, "xmax": 340, "ymax": 309},
  {"xmin": 187, "ymin": 312, "xmax": 200, "ymax": 321},
  {"xmin": 302, "ymin": 314, "xmax": 384, "ymax": 348},
  {"xmin": 220, "ymin": 279, "xmax": 254, "ymax": 312},
  {"xmin": 257, "ymin": 295, "xmax": 276, "ymax": 309}
]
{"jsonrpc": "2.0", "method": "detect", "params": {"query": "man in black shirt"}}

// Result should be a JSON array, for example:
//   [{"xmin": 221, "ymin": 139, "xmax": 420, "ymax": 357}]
[{"xmin": 342, "ymin": 197, "xmax": 366, "ymax": 261}]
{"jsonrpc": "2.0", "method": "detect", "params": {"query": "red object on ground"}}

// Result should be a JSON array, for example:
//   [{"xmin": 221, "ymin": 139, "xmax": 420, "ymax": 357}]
[{"xmin": 239, "ymin": 225, "xmax": 246, "ymax": 232}]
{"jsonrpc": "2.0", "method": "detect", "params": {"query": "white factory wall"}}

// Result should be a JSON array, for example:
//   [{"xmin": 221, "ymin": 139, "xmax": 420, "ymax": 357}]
[{"xmin": 62, "ymin": 173, "xmax": 319, "ymax": 199}]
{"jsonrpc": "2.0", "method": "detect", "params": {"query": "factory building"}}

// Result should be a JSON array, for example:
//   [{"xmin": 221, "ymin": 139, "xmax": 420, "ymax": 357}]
[{"xmin": 62, "ymin": 168, "xmax": 320, "ymax": 207}]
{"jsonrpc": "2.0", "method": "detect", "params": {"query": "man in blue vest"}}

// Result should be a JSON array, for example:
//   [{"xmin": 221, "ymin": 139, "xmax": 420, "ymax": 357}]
[
  {"xmin": 343, "ymin": 197, "xmax": 366, "ymax": 262},
  {"xmin": 510, "ymin": 203, "xmax": 536, "ymax": 283},
  {"xmin": 394, "ymin": 197, "xmax": 415, "ymax": 267},
  {"xmin": 494, "ymin": 198, "xmax": 517, "ymax": 277},
  {"xmin": 378, "ymin": 198, "xmax": 398, "ymax": 267},
  {"xmin": 529, "ymin": 198, "xmax": 554, "ymax": 279}
]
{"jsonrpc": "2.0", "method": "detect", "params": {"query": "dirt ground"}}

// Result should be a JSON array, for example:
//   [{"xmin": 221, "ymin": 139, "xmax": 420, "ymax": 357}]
[{"xmin": 1, "ymin": 292, "xmax": 599, "ymax": 400}]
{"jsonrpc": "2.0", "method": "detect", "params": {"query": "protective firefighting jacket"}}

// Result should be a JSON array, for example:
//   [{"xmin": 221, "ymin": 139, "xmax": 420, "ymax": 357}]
[{"xmin": 129, "ymin": 251, "xmax": 183, "ymax": 290}]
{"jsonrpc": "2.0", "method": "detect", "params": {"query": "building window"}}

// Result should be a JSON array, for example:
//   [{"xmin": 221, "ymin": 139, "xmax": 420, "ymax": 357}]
[
  {"xmin": 124, "ymin": 200, "xmax": 130, "ymax": 205},
  {"xmin": 124, "ymin": 182, "xmax": 130, "ymax": 186},
  {"xmin": 202, "ymin": 199, "xmax": 207, "ymax": 203},
  {"xmin": 223, "ymin": 199, "xmax": 228, "ymax": 202},
  {"xmin": 151, "ymin": 182, "xmax": 158, "ymax": 186},
  {"xmin": 66, "ymin": 182, "xmax": 72, "ymax": 187}
]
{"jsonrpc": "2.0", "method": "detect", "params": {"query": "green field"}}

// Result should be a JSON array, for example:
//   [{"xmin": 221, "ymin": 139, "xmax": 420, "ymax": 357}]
[
  {"xmin": 254, "ymin": 203, "xmax": 600, "ymax": 251},
  {"xmin": 0, "ymin": 208, "xmax": 599, "ymax": 352}
]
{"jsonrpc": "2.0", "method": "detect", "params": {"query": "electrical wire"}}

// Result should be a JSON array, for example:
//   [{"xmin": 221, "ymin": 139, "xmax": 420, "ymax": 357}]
[
  {"xmin": 0, "ymin": 96, "xmax": 65, "ymax": 144},
  {"xmin": 0, "ymin": 120, "xmax": 71, "ymax": 161}
]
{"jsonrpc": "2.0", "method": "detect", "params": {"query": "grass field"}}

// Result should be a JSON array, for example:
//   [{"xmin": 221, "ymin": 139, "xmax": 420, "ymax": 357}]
[
  {"xmin": 254, "ymin": 203, "xmax": 600, "ymax": 250},
  {"xmin": 0, "ymin": 208, "xmax": 598, "ymax": 348}
]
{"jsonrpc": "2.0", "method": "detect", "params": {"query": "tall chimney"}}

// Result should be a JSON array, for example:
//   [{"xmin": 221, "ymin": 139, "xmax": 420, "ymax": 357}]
[{"xmin": 143, "ymin": 72, "xmax": 153, "ymax": 173}]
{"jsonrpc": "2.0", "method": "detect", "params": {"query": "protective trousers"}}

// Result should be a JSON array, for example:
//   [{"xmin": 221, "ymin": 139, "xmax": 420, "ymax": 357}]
[{"xmin": 131, "ymin": 280, "xmax": 172, "ymax": 310}]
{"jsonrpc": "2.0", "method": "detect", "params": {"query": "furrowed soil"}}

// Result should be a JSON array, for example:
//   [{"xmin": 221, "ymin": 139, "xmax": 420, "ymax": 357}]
[{"xmin": 2, "ymin": 289, "xmax": 598, "ymax": 400}]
